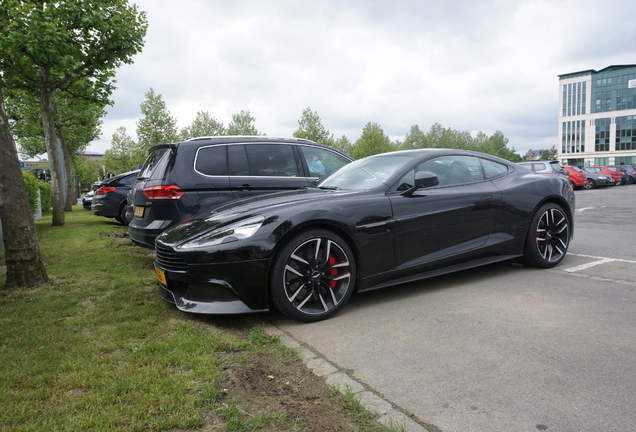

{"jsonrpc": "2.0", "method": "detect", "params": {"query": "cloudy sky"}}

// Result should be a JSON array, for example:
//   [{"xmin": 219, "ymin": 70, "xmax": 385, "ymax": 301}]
[{"xmin": 90, "ymin": 0, "xmax": 636, "ymax": 155}]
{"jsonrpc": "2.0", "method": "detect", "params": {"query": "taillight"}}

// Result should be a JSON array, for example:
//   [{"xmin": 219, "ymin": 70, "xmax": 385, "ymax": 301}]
[
  {"xmin": 142, "ymin": 185, "xmax": 184, "ymax": 200},
  {"xmin": 96, "ymin": 186, "xmax": 116, "ymax": 194}
]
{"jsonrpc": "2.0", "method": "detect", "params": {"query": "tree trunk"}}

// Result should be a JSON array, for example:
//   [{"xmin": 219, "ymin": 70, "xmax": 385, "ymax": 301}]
[
  {"xmin": 38, "ymin": 69, "xmax": 65, "ymax": 226},
  {"xmin": 0, "ymin": 84, "xmax": 49, "ymax": 289},
  {"xmin": 59, "ymin": 129, "xmax": 75, "ymax": 211}
]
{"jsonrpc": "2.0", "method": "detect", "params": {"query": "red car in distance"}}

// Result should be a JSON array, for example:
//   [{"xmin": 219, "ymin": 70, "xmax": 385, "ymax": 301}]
[
  {"xmin": 585, "ymin": 166, "xmax": 624, "ymax": 185},
  {"xmin": 563, "ymin": 165, "xmax": 588, "ymax": 190}
]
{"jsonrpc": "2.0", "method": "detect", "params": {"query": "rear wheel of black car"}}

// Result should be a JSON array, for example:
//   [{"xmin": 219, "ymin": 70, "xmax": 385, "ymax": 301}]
[
  {"xmin": 116, "ymin": 202, "xmax": 129, "ymax": 226},
  {"xmin": 270, "ymin": 229, "xmax": 356, "ymax": 322},
  {"xmin": 522, "ymin": 203, "xmax": 570, "ymax": 268}
]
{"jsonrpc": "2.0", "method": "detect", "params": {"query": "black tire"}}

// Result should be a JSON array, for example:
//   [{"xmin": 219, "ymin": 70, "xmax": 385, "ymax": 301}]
[
  {"xmin": 583, "ymin": 179, "xmax": 595, "ymax": 190},
  {"xmin": 522, "ymin": 203, "xmax": 570, "ymax": 268},
  {"xmin": 269, "ymin": 229, "xmax": 356, "ymax": 322},
  {"xmin": 116, "ymin": 202, "xmax": 129, "ymax": 226}
]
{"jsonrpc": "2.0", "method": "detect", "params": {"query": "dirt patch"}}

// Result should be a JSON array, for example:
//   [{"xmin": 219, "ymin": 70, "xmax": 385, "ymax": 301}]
[{"xmin": 220, "ymin": 350, "xmax": 380, "ymax": 431}]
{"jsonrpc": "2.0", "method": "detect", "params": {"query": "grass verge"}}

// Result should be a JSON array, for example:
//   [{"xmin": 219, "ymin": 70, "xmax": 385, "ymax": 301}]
[{"xmin": 0, "ymin": 206, "xmax": 400, "ymax": 432}]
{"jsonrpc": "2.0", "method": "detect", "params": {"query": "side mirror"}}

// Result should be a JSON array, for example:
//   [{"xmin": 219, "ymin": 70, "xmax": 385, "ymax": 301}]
[{"xmin": 401, "ymin": 171, "xmax": 439, "ymax": 196}]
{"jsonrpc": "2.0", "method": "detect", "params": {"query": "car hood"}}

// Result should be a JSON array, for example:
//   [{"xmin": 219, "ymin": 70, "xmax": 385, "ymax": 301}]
[{"xmin": 157, "ymin": 188, "xmax": 359, "ymax": 244}]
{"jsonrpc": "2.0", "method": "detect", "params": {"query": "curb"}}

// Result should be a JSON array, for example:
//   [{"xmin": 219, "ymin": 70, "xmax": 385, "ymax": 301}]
[{"xmin": 256, "ymin": 320, "xmax": 428, "ymax": 432}]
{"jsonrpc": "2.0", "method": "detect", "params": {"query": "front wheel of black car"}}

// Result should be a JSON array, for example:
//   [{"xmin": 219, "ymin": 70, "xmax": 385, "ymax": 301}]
[
  {"xmin": 522, "ymin": 203, "xmax": 570, "ymax": 269},
  {"xmin": 270, "ymin": 229, "xmax": 356, "ymax": 322}
]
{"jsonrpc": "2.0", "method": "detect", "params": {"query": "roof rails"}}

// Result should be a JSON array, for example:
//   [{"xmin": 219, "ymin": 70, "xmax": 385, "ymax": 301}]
[{"xmin": 186, "ymin": 135, "xmax": 316, "ymax": 143}]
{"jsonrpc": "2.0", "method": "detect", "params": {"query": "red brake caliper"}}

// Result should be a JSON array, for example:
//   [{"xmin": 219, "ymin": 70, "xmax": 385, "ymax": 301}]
[{"xmin": 327, "ymin": 254, "xmax": 338, "ymax": 289}]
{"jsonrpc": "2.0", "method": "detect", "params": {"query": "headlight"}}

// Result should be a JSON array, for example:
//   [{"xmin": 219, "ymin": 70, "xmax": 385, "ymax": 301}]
[{"xmin": 176, "ymin": 216, "xmax": 265, "ymax": 250}]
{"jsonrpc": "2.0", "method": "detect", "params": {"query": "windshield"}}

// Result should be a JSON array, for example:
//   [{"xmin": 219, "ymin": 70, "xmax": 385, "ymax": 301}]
[{"xmin": 317, "ymin": 154, "xmax": 414, "ymax": 190}]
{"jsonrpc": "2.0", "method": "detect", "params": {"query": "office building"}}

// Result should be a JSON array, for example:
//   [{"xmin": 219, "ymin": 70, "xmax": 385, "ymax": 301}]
[{"xmin": 558, "ymin": 64, "xmax": 636, "ymax": 166}]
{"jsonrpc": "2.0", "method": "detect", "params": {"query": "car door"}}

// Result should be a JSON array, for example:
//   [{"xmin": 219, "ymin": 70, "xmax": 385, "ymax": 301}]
[
  {"xmin": 388, "ymin": 155, "xmax": 502, "ymax": 271},
  {"xmin": 228, "ymin": 143, "xmax": 311, "ymax": 199}
]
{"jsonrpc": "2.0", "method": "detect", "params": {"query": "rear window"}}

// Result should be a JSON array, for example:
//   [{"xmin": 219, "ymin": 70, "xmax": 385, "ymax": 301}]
[{"xmin": 138, "ymin": 147, "xmax": 172, "ymax": 180}]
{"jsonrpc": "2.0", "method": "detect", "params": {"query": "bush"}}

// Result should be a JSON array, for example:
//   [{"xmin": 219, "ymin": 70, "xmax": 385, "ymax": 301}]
[
  {"xmin": 39, "ymin": 181, "xmax": 52, "ymax": 213},
  {"xmin": 21, "ymin": 171, "xmax": 52, "ymax": 214}
]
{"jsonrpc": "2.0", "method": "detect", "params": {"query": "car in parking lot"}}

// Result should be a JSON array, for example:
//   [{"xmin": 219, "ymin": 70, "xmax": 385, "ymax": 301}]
[
  {"xmin": 129, "ymin": 136, "xmax": 353, "ymax": 247},
  {"xmin": 607, "ymin": 165, "xmax": 636, "ymax": 184},
  {"xmin": 91, "ymin": 170, "xmax": 139, "ymax": 225},
  {"xmin": 153, "ymin": 149, "xmax": 575, "ymax": 322},
  {"xmin": 585, "ymin": 166, "xmax": 623, "ymax": 185},
  {"xmin": 562, "ymin": 165, "xmax": 588, "ymax": 190},
  {"xmin": 517, "ymin": 160, "xmax": 570, "ymax": 181},
  {"xmin": 580, "ymin": 167, "xmax": 614, "ymax": 189}
]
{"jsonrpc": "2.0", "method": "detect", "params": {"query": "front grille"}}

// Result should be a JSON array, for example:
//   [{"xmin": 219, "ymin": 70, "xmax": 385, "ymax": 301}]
[{"xmin": 155, "ymin": 243, "xmax": 188, "ymax": 272}]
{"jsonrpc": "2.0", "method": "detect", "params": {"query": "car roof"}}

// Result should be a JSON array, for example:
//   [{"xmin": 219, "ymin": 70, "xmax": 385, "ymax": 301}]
[{"xmin": 148, "ymin": 136, "xmax": 343, "ymax": 153}]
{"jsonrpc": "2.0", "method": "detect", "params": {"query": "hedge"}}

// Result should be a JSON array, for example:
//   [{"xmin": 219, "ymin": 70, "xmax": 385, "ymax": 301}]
[{"xmin": 21, "ymin": 171, "xmax": 53, "ymax": 214}]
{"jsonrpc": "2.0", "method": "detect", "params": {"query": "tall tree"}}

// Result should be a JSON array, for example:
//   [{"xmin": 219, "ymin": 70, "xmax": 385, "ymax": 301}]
[
  {"xmin": 7, "ymin": 84, "xmax": 107, "ymax": 210},
  {"xmin": 293, "ymin": 107, "xmax": 334, "ymax": 145},
  {"xmin": 351, "ymin": 122, "xmax": 393, "ymax": 159},
  {"xmin": 333, "ymin": 135, "xmax": 352, "ymax": 156},
  {"xmin": 136, "ymin": 88, "xmax": 179, "ymax": 148},
  {"xmin": 179, "ymin": 110, "xmax": 225, "ymax": 140},
  {"xmin": 399, "ymin": 124, "xmax": 428, "ymax": 150},
  {"xmin": 0, "ymin": 0, "xmax": 148, "ymax": 226},
  {"xmin": 0, "ymin": 83, "xmax": 48, "ymax": 288},
  {"xmin": 227, "ymin": 110, "xmax": 260, "ymax": 135},
  {"xmin": 102, "ymin": 126, "xmax": 145, "ymax": 174}
]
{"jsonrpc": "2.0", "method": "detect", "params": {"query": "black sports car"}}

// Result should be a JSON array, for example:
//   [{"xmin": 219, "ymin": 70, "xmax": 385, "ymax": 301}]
[{"xmin": 154, "ymin": 149, "xmax": 575, "ymax": 322}]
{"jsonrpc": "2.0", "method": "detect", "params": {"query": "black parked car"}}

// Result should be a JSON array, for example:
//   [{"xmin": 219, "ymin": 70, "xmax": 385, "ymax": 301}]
[
  {"xmin": 154, "ymin": 149, "xmax": 575, "ymax": 322},
  {"xmin": 129, "ymin": 136, "xmax": 353, "ymax": 247},
  {"xmin": 92, "ymin": 170, "xmax": 139, "ymax": 225}
]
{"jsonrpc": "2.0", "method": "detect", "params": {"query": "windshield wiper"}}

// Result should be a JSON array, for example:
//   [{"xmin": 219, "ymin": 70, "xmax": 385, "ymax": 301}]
[{"xmin": 318, "ymin": 185, "xmax": 340, "ymax": 190}]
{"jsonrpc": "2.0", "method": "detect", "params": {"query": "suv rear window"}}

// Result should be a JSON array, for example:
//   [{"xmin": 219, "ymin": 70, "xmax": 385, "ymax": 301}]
[{"xmin": 139, "ymin": 147, "xmax": 172, "ymax": 180}]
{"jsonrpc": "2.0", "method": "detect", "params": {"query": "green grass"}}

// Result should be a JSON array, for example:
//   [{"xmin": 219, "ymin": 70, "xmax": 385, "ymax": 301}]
[
  {"xmin": 0, "ymin": 207, "xmax": 403, "ymax": 432},
  {"xmin": 0, "ymin": 209, "xmax": 262, "ymax": 431}
]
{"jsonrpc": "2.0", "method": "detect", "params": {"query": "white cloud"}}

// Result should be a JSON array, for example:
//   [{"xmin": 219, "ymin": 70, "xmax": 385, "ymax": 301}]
[{"xmin": 92, "ymin": 0, "xmax": 636, "ymax": 155}]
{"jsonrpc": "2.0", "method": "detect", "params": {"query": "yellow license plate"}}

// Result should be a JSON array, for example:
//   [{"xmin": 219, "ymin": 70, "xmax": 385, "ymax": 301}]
[
  {"xmin": 155, "ymin": 267, "xmax": 167, "ymax": 285},
  {"xmin": 134, "ymin": 206, "xmax": 145, "ymax": 217}
]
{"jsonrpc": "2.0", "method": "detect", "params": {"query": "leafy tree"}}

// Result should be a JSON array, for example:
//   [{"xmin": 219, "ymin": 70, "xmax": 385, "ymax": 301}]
[
  {"xmin": 227, "ymin": 110, "xmax": 260, "ymax": 135},
  {"xmin": 75, "ymin": 157, "xmax": 102, "ymax": 191},
  {"xmin": 102, "ymin": 126, "xmax": 145, "ymax": 174},
  {"xmin": 7, "ymin": 84, "xmax": 106, "ymax": 210},
  {"xmin": 0, "ymin": 83, "xmax": 48, "ymax": 288},
  {"xmin": 293, "ymin": 107, "xmax": 334, "ymax": 145},
  {"xmin": 399, "ymin": 125, "xmax": 428, "ymax": 150},
  {"xmin": 333, "ymin": 135, "xmax": 352, "ymax": 156},
  {"xmin": 540, "ymin": 150, "xmax": 553, "ymax": 160},
  {"xmin": 179, "ymin": 111, "xmax": 225, "ymax": 140},
  {"xmin": 351, "ymin": 122, "xmax": 393, "ymax": 159},
  {"xmin": 136, "ymin": 88, "xmax": 179, "ymax": 149},
  {"xmin": 0, "ymin": 0, "xmax": 147, "ymax": 226}
]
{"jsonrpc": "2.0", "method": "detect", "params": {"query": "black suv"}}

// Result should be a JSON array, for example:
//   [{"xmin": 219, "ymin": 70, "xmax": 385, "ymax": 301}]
[{"xmin": 129, "ymin": 136, "xmax": 353, "ymax": 247}]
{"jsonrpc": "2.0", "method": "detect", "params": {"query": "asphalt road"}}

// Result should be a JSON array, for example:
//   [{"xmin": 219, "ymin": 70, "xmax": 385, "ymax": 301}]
[{"xmin": 268, "ymin": 184, "xmax": 636, "ymax": 432}]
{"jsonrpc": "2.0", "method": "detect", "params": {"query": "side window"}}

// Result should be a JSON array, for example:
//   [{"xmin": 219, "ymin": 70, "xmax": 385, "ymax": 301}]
[
  {"xmin": 245, "ymin": 144, "xmax": 299, "ymax": 177},
  {"xmin": 195, "ymin": 145, "xmax": 228, "ymax": 176},
  {"xmin": 417, "ymin": 156, "xmax": 485, "ymax": 187},
  {"xmin": 300, "ymin": 146, "xmax": 351, "ymax": 178},
  {"xmin": 481, "ymin": 159, "xmax": 509, "ymax": 179}
]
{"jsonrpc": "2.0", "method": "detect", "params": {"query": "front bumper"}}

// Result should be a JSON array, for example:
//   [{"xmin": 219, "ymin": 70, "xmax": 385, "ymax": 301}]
[{"xmin": 155, "ymin": 258, "xmax": 271, "ymax": 315}]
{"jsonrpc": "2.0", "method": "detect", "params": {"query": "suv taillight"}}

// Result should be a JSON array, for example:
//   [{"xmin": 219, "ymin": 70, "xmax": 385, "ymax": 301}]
[
  {"xmin": 142, "ymin": 185, "xmax": 184, "ymax": 200},
  {"xmin": 96, "ymin": 186, "xmax": 116, "ymax": 194}
]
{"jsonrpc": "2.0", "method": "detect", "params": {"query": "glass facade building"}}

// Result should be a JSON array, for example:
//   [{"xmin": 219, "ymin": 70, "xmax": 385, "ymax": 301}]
[{"xmin": 558, "ymin": 65, "xmax": 636, "ymax": 166}]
